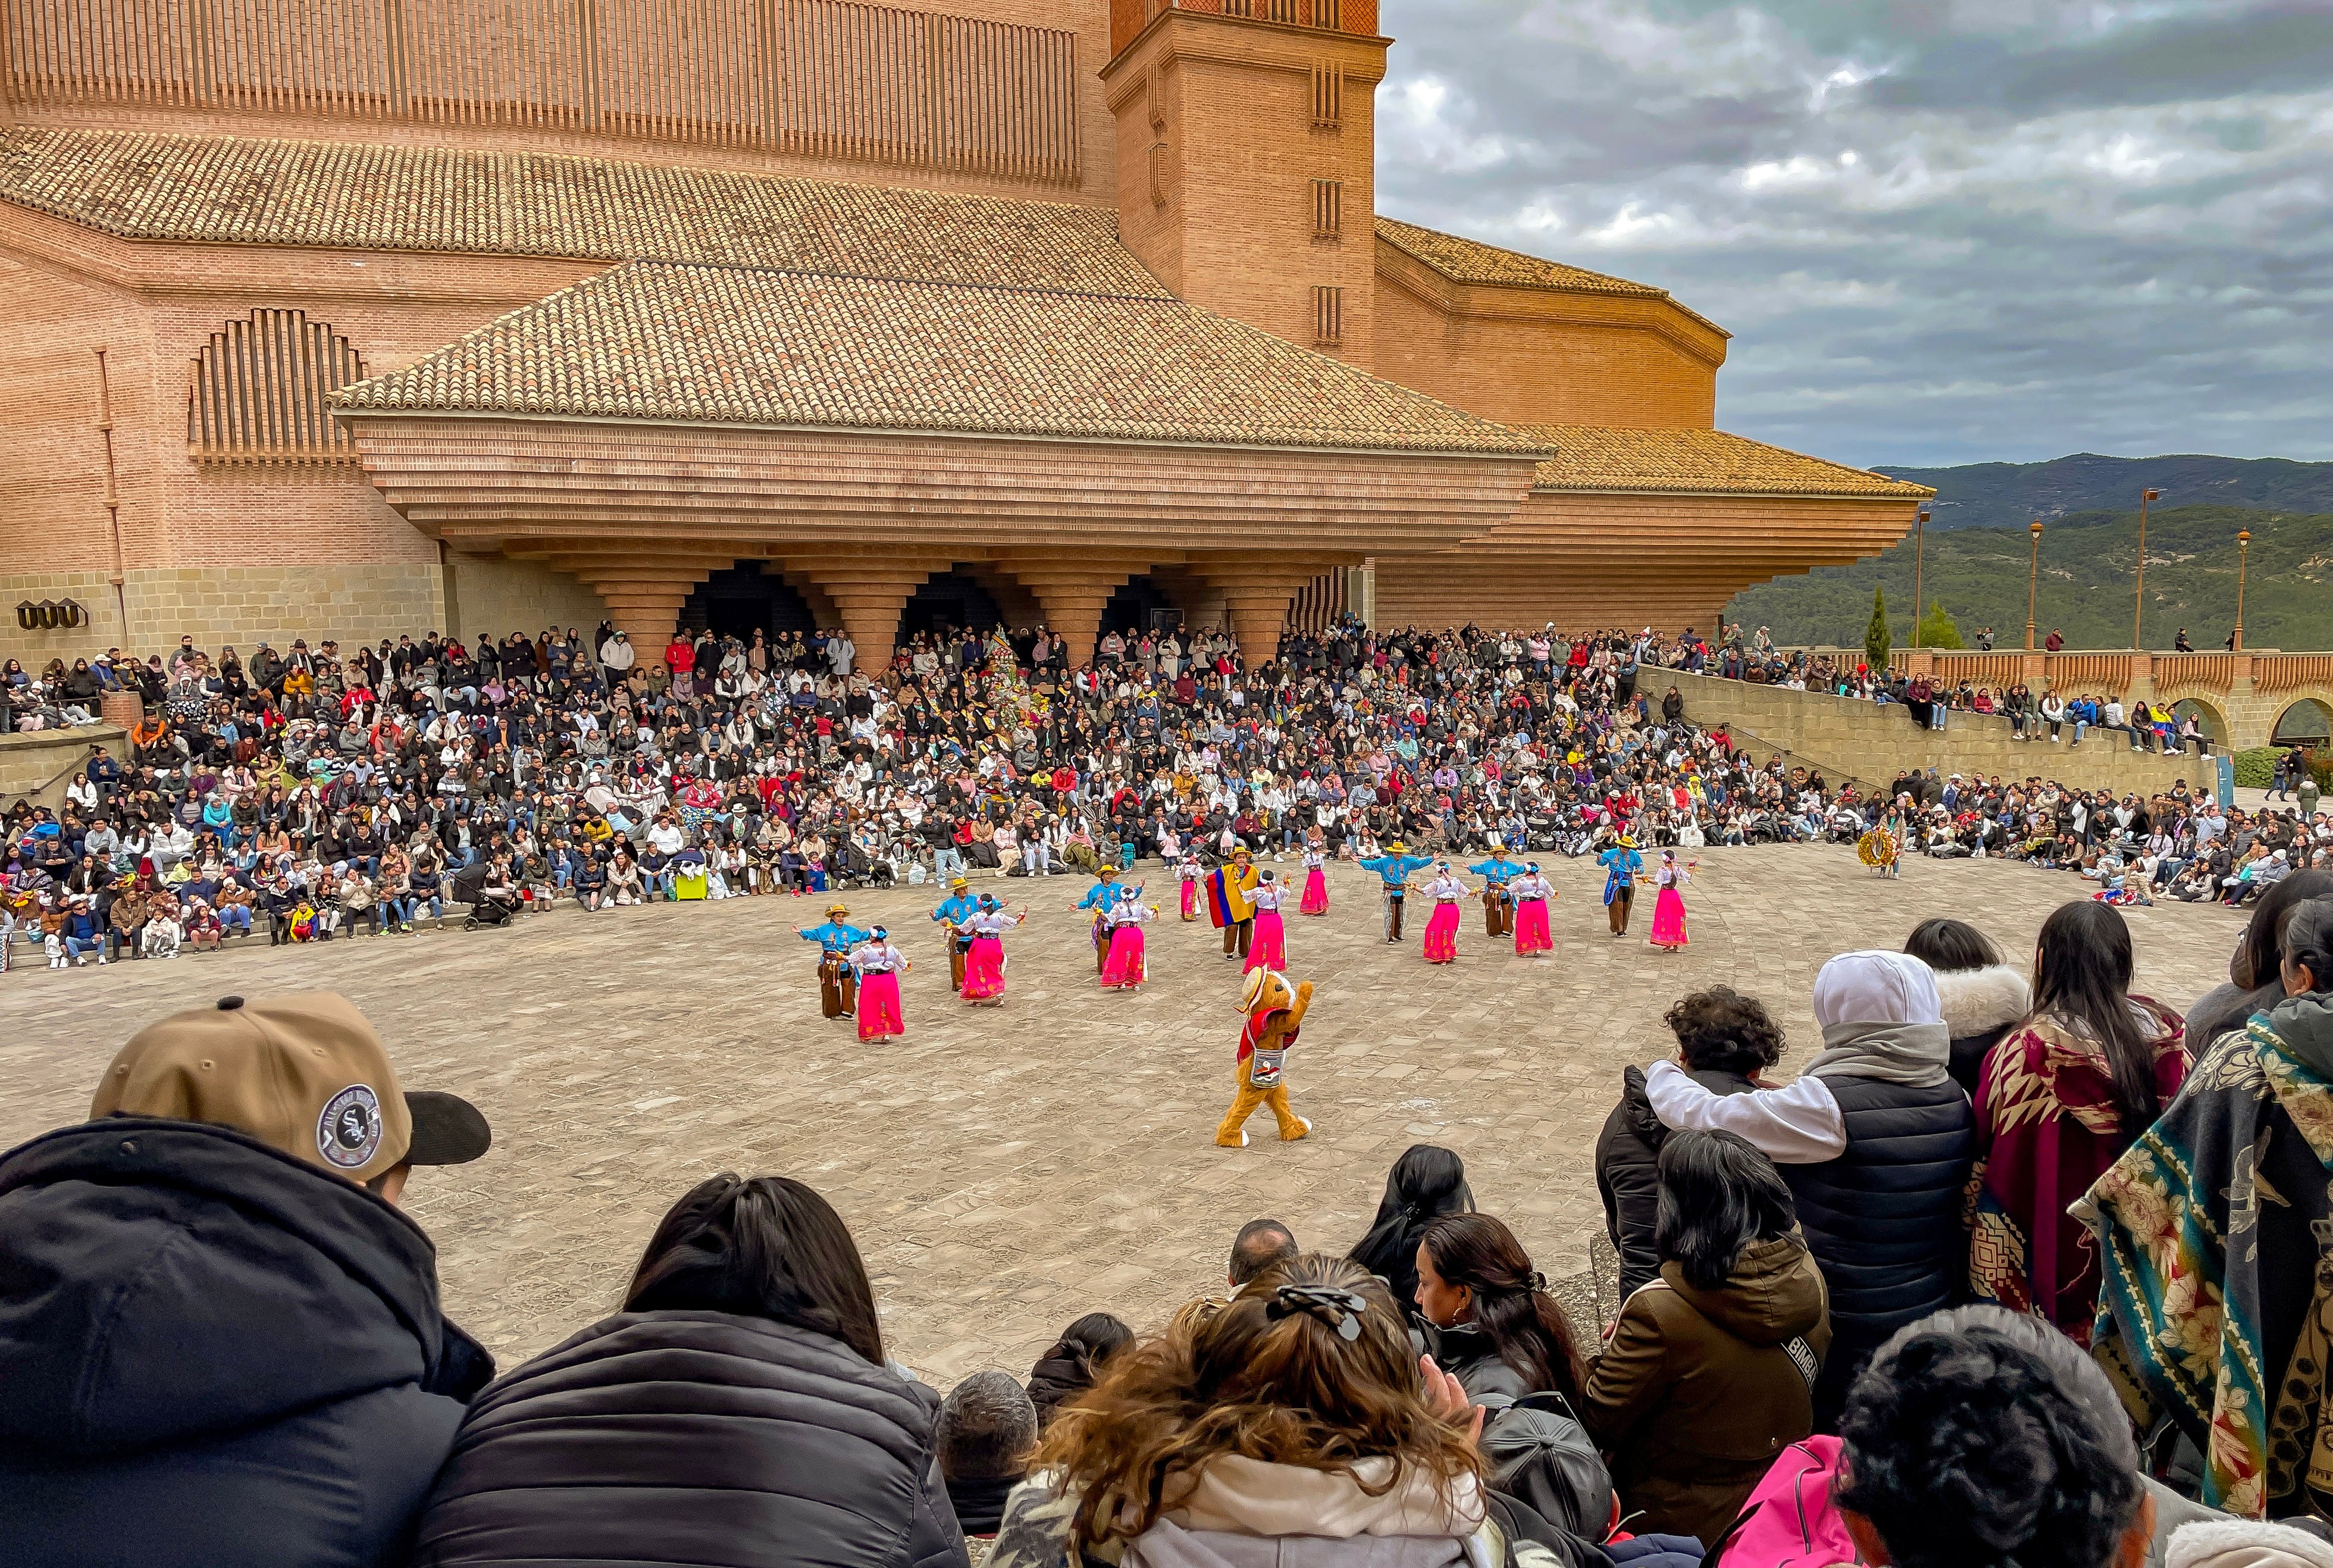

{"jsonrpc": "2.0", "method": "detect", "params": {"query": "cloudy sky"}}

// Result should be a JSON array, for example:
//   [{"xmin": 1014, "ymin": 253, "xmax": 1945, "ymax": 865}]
[{"xmin": 1373, "ymin": 1, "xmax": 2333, "ymax": 467}]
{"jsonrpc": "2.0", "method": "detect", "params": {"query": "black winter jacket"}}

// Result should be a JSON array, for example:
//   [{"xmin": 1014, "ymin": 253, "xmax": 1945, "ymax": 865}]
[
  {"xmin": 0, "ymin": 1118, "xmax": 493, "ymax": 1568},
  {"xmin": 1595, "ymin": 1064, "xmax": 1759, "ymax": 1297},
  {"xmin": 1780, "ymin": 1077, "xmax": 1974, "ymax": 1431},
  {"xmin": 409, "ymin": 1310, "xmax": 971, "ymax": 1568}
]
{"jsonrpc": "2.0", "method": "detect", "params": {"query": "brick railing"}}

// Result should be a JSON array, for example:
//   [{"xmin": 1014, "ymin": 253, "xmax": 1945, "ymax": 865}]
[
  {"xmin": 2254, "ymin": 655, "xmax": 2333, "ymax": 695},
  {"xmin": 1112, "ymin": 0, "xmax": 1375, "ymax": 55}
]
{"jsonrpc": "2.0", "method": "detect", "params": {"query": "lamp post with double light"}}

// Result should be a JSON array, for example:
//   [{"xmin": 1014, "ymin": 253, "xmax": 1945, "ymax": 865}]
[
  {"xmin": 2025, "ymin": 520, "xmax": 2044, "ymax": 651},
  {"xmin": 2134, "ymin": 489, "xmax": 2160, "ymax": 649}
]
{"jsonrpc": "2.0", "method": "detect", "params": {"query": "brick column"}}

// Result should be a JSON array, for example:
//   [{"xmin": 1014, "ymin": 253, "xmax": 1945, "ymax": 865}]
[
  {"xmin": 788, "ymin": 559, "xmax": 952, "ymax": 672},
  {"xmin": 594, "ymin": 582, "xmax": 694, "ymax": 647},
  {"xmin": 1195, "ymin": 555, "xmax": 1325, "ymax": 673}
]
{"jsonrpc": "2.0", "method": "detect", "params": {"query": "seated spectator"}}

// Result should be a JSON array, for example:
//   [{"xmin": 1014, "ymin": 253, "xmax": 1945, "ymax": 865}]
[
  {"xmin": 1596, "ymin": 985, "xmax": 1782, "ymax": 1295},
  {"xmin": 1025, "ymin": 1312, "xmax": 1133, "ymax": 1431},
  {"xmin": 2182, "ymin": 869, "xmax": 2333, "ymax": 1050},
  {"xmin": 2083, "ymin": 898, "xmax": 2333, "ymax": 1519},
  {"xmin": 1413, "ymin": 1213, "xmax": 1587, "ymax": 1408},
  {"xmin": 408, "ymin": 1173, "xmax": 969, "ymax": 1568},
  {"xmin": 1968, "ymin": 901, "xmax": 2186, "ymax": 1344},
  {"xmin": 0, "ymin": 993, "xmax": 493, "ymax": 1567},
  {"xmin": 1903, "ymin": 916, "xmax": 2031, "ymax": 1096},
  {"xmin": 1227, "ymin": 1215, "xmax": 1299, "ymax": 1291},
  {"xmin": 1646, "ymin": 952, "xmax": 1973, "ymax": 1431},
  {"xmin": 1583, "ymin": 1129, "xmax": 1828, "ymax": 1547},
  {"xmin": 939, "ymin": 1372, "xmax": 1038, "ymax": 1548},
  {"xmin": 1348, "ymin": 1143, "xmax": 1473, "ymax": 1313},
  {"xmin": 1834, "ymin": 1304, "xmax": 2153, "ymax": 1568},
  {"xmin": 994, "ymin": 1255, "xmax": 1494, "ymax": 1568}
]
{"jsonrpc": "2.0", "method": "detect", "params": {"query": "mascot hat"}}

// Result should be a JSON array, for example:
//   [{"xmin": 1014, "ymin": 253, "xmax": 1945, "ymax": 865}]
[{"xmin": 1239, "ymin": 965, "xmax": 1291, "ymax": 1013}]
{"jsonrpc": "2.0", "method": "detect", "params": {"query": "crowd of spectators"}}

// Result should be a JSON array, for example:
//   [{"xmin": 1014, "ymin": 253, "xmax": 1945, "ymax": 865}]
[
  {"xmin": 9, "ymin": 884, "xmax": 2333, "ymax": 1566},
  {"xmin": 5, "ymin": 616, "xmax": 2325, "ymax": 973}
]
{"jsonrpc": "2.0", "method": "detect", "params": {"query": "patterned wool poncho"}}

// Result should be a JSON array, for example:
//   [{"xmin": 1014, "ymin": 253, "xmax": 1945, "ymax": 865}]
[{"xmin": 2078, "ymin": 1000, "xmax": 2333, "ymax": 1519}]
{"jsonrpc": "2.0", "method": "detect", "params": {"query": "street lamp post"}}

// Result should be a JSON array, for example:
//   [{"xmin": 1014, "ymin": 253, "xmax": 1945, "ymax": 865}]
[
  {"xmin": 2134, "ymin": 488, "xmax": 2160, "ymax": 649},
  {"xmin": 1911, "ymin": 507, "xmax": 1931, "ymax": 649},
  {"xmin": 2025, "ymin": 519, "xmax": 2044, "ymax": 651},
  {"xmin": 2235, "ymin": 529, "xmax": 2251, "ymax": 652}
]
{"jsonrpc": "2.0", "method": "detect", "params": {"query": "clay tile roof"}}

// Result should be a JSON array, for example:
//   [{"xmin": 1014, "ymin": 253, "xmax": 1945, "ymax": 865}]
[
  {"xmin": 0, "ymin": 126, "xmax": 1164, "ymax": 296},
  {"xmin": 334, "ymin": 260, "xmax": 1552, "ymax": 456},
  {"xmin": 1374, "ymin": 216, "xmax": 1728, "ymax": 337},
  {"xmin": 1523, "ymin": 425, "xmax": 1934, "ymax": 499}
]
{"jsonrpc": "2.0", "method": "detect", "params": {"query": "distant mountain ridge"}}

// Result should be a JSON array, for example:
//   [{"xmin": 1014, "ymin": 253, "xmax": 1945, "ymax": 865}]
[{"xmin": 1872, "ymin": 453, "xmax": 2333, "ymax": 531}]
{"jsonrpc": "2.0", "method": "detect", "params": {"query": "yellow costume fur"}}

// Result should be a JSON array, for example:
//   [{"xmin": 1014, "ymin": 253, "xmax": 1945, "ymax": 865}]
[{"xmin": 1216, "ymin": 966, "xmax": 1314, "ymax": 1147}]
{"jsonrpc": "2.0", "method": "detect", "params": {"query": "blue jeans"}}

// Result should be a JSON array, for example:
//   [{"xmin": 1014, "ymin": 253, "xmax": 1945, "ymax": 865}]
[
  {"xmin": 2071, "ymin": 720, "xmax": 2089, "ymax": 744},
  {"xmin": 218, "ymin": 906, "xmax": 252, "ymax": 935},
  {"xmin": 935, "ymin": 846, "xmax": 966, "ymax": 877},
  {"xmin": 649, "ymin": 869, "xmax": 676, "ymax": 900}
]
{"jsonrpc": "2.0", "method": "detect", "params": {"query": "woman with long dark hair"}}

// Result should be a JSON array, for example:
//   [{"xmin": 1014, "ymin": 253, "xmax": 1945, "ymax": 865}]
[
  {"xmin": 1904, "ymin": 917, "xmax": 2031, "ymax": 1097},
  {"xmin": 1024, "ymin": 1310, "xmax": 1132, "ymax": 1430},
  {"xmin": 407, "ymin": 1175, "xmax": 967, "ymax": 1568},
  {"xmin": 1347, "ymin": 1144, "xmax": 1471, "ymax": 1312},
  {"xmin": 1968, "ymin": 900, "xmax": 2187, "ymax": 1343},
  {"xmin": 1583, "ymin": 1130, "xmax": 1830, "ymax": 1546},
  {"xmin": 1412, "ymin": 1213, "xmax": 1586, "ymax": 1410}
]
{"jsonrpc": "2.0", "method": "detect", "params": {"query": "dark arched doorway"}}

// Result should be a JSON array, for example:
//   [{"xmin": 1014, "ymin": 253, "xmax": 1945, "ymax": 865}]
[
  {"xmin": 2272, "ymin": 698, "xmax": 2333, "ymax": 747},
  {"xmin": 680, "ymin": 565, "xmax": 816, "ymax": 641},
  {"xmin": 1103, "ymin": 574, "xmax": 1180, "ymax": 635},
  {"xmin": 900, "ymin": 571, "xmax": 1004, "ymax": 643}
]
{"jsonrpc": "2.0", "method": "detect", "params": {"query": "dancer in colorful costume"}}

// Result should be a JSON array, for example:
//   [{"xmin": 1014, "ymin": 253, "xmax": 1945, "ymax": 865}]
[
  {"xmin": 794, "ymin": 902, "xmax": 870, "ymax": 1019},
  {"xmin": 1358, "ymin": 841, "xmax": 1434, "ymax": 943},
  {"xmin": 1598, "ymin": 834, "xmax": 1644, "ymax": 937},
  {"xmin": 848, "ymin": 927, "xmax": 909, "ymax": 1041},
  {"xmin": 1468, "ymin": 851, "xmax": 1526, "ymax": 939},
  {"xmin": 1099, "ymin": 884, "xmax": 1155, "ymax": 990},
  {"xmin": 1509, "ymin": 862, "xmax": 1557, "ymax": 957},
  {"xmin": 1178, "ymin": 856, "xmax": 1202, "ymax": 921},
  {"xmin": 1073, "ymin": 868, "xmax": 1122, "ymax": 975},
  {"xmin": 1648, "ymin": 850, "xmax": 1693, "ymax": 951},
  {"xmin": 930, "ymin": 875, "xmax": 978, "ymax": 992},
  {"xmin": 1418, "ymin": 860, "xmax": 1471, "ymax": 964},
  {"xmin": 1298, "ymin": 844, "xmax": 1329, "ymax": 916},
  {"xmin": 959, "ymin": 894, "xmax": 1024, "ymax": 1006},
  {"xmin": 1214, "ymin": 965, "xmax": 1314, "ymax": 1148},
  {"xmin": 1208, "ymin": 847, "xmax": 1262, "ymax": 963},
  {"xmin": 1247, "ymin": 870, "xmax": 1289, "ymax": 973}
]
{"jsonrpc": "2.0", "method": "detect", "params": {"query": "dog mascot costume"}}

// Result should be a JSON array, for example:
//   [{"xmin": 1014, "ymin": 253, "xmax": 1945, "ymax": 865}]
[{"xmin": 1216, "ymin": 966, "xmax": 1314, "ymax": 1147}]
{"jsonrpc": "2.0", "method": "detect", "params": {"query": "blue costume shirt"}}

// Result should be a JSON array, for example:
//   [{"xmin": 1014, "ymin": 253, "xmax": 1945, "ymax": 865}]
[
  {"xmin": 931, "ymin": 894, "xmax": 979, "ymax": 930},
  {"xmin": 798, "ymin": 921, "xmax": 871, "ymax": 956},
  {"xmin": 1358, "ymin": 853, "xmax": 1434, "ymax": 889},
  {"xmin": 1598, "ymin": 847, "xmax": 1643, "ymax": 907},
  {"xmin": 1075, "ymin": 880, "xmax": 1123, "ymax": 910},
  {"xmin": 1467, "ymin": 855, "xmax": 1526, "ymax": 893}
]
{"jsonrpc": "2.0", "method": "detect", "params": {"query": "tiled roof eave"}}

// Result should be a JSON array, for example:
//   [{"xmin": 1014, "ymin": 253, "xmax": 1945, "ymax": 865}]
[
  {"xmin": 1530, "ymin": 481, "xmax": 1936, "ymax": 500},
  {"xmin": 333, "ymin": 405, "xmax": 1556, "ymax": 462}
]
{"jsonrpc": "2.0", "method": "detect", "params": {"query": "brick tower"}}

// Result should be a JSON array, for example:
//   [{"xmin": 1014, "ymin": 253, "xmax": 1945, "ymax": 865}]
[{"xmin": 1103, "ymin": 1, "xmax": 1386, "ymax": 373}]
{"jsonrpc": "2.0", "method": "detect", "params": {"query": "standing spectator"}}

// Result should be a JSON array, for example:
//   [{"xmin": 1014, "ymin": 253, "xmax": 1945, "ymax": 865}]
[
  {"xmin": 599, "ymin": 628, "xmax": 636, "ymax": 687},
  {"xmin": 1583, "ymin": 1129, "xmax": 1830, "ymax": 1547},
  {"xmin": 1025, "ymin": 1312, "xmax": 1133, "ymax": 1430},
  {"xmin": 1413, "ymin": 1212, "xmax": 1588, "ymax": 1408},
  {"xmin": 0, "ymin": 993, "xmax": 493, "ymax": 1568},
  {"xmin": 1596, "ymin": 985, "xmax": 1783, "ymax": 1295},
  {"xmin": 1347, "ymin": 1143, "xmax": 1473, "ymax": 1313},
  {"xmin": 1968, "ymin": 901, "xmax": 2187, "ymax": 1343},
  {"xmin": 1904, "ymin": 918, "xmax": 2033, "ymax": 1097},
  {"xmin": 407, "ymin": 1173, "xmax": 969, "ymax": 1568},
  {"xmin": 1646, "ymin": 952, "xmax": 1973, "ymax": 1430},
  {"xmin": 2083, "ymin": 899, "xmax": 2333, "ymax": 1518}
]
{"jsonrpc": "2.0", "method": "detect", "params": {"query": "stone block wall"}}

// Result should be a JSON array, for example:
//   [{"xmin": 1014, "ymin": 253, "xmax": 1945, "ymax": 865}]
[
  {"xmin": 1, "ymin": 565, "xmax": 446, "ymax": 666},
  {"xmin": 443, "ymin": 553, "xmax": 609, "ymax": 641},
  {"xmin": 0, "ymin": 725, "xmax": 127, "ymax": 810},
  {"xmin": 1667, "ymin": 671, "xmax": 2210, "ymax": 799}
]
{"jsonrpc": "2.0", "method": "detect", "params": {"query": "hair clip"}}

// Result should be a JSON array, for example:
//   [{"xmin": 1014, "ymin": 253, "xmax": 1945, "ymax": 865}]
[{"xmin": 1267, "ymin": 1284, "xmax": 1369, "ymax": 1341}]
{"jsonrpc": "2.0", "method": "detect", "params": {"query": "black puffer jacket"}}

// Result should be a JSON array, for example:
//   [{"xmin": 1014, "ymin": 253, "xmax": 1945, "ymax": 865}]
[
  {"xmin": 1595, "ymin": 1064, "xmax": 1759, "ymax": 1296},
  {"xmin": 409, "ymin": 1310, "xmax": 970, "ymax": 1568},
  {"xmin": 0, "ymin": 1118, "xmax": 493, "ymax": 1568}
]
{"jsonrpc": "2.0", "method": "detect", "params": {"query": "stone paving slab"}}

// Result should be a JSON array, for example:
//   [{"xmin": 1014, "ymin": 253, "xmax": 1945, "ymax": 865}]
[{"xmin": 0, "ymin": 849, "xmax": 2244, "ymax": 1385}]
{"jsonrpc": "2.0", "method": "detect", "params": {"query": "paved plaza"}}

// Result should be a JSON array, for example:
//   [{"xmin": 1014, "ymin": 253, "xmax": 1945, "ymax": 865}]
[{"xmin": 2, "ymin": 848, "xmax": 2244, "ymax": 1384}]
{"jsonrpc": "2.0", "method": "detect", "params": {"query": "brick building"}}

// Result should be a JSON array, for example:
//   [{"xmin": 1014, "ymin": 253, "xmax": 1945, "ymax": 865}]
[{"xmin": 0, "ymin": 0, "xmax": 1928, "ymax": 671}]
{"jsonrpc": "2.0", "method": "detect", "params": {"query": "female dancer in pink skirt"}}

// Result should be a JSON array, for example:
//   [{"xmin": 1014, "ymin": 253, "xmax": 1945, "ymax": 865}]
[
  {"xmin": 1510, "ymin": 863, "xmax": 1557, "ymax": 957},
  {"xmin": 1420, "ymin": 862, "xmax": 1471, "ymax": 964},
  {"xmin": 959, "ymin": 894, "xmax": 1025, "ymax": 1004},
  {"xmin": 1247, "ymin": 870, "xmax": 1289, "ymax": 973},
  {"xmin": 1178, "ymin": 856, "xmax": 1202, "ymax": 922},
  {"xmin": 1648, "ymin": 850, "xmax": 1693, "ymax": 952},
  {"xmin": 1298, "ymin": 844, "xmax": 1330, "ymax": 915},
  {"xmin": 1100, "ymin": 885, "xmax": 1154, "ymax": 990},
  {"xmin": 850, "ymin": 928, "xmax": 909, "ymax": 1040}
]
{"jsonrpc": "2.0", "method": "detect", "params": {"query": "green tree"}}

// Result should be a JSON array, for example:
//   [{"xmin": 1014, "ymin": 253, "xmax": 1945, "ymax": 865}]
[
  {"xmin": 1864, "ymin": 584, "xmax": 1891, "ymax": 671},
  {"xmin": 1914, "ymin": 598, "xmax": 1965, "ymax": 650}
]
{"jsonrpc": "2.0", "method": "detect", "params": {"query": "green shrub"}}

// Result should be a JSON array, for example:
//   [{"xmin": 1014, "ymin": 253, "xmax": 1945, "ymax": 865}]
[{"xmin": 2235, "ymin": 748, "xmax": 2279, "ymax": 789}]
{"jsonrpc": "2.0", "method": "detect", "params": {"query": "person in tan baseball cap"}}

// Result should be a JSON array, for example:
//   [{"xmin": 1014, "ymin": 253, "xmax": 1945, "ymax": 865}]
[{"xmin": 89, "ymin": 990, "xmax": 490, "ymax": 1199}]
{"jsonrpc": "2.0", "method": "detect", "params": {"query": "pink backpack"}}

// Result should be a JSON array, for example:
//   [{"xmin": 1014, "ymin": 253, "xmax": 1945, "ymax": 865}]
[{"xmin": 1704, "ymin": 1436, "xmax": 1864, "ymax": 1567}]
